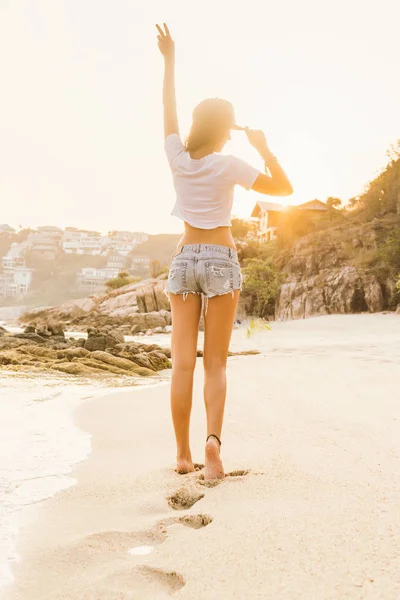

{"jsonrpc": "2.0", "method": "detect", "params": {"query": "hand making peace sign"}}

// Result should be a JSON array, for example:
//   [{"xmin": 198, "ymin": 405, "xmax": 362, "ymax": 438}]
[{"xmin": 156, "ymin": 23, "xmax": 175, "ymax": 60}]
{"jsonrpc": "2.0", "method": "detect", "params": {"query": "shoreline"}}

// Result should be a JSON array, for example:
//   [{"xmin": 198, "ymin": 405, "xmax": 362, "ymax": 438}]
[{"xmin": 4, "ymin": 314, "xmax": 400, "ymax": 599}]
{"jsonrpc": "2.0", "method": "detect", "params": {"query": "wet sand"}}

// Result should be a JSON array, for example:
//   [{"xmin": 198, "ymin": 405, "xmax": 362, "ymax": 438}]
[{"xmin": 5, "ymin": 314, "xmax": 400, "ymax": 599}]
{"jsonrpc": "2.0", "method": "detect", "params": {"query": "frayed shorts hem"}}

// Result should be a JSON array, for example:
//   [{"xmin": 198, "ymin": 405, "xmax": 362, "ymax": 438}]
[{"xmin": 164, "ymin": 288, "xmax": 240, "ymax": 314}]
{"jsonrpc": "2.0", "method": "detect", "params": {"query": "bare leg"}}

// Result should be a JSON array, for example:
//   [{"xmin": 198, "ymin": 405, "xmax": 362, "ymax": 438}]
[
  {"xmin": 203, "ymin": 291, "xmax": 240, "ymax": 479},
  {"xmin": 170, "ymin": 293, "xmax": 202, "ymax": 473}
]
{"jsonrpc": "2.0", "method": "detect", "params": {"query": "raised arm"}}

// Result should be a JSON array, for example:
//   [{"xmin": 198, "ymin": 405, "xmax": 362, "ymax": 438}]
[
  {"xmin": 156, "ymin": 23, "xmax": 179, "ymax": 139},
  {"xmin": 246, "ymin": 128, "xmax": 293, "ymax": 196}
]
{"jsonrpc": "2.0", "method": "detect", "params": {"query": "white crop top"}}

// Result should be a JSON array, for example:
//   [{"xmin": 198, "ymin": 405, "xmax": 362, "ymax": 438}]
[{"xmin": 165, "ymin": 134, "xmax": 260, "ymax": 229}]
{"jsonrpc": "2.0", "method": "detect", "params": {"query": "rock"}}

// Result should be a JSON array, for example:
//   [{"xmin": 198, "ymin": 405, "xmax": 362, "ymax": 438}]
[
  {"xmin": 0, "ymin": 326, "xmax": 7, "ymax": 336},
  {"xmin": 128, "ymin": 353, "xmax": 154, "ymax": 370},
  {"xmin": 13, "ymin": 333, "xmax": 46, "ymax": 344},
  {"xmin": 89, "ymin": 351, "xmax": 141, "ymax": 373},
  {"xmin": 57, "ymin": 347, "xmax": 90, "ymax": 360},
  {"xmin": 159, "ymin": 309, "xmax": 172, "ymax": 326},
  {"xmin": 396, "ymin": 304, "xmax": 400, "ymax": 314},
  {"xmin": 164, "ymin": 325, "xmax": 172, "ymax": 333},
  {"xmin": 51, "ymin": 362, "xmax": 95, "ymax": 376},
  {"xmin": 144, "ymin": 312, "xmax": 167, "ymax": 329},
  {"xmin": 75, "ymin": 357, "xmax": 132, "ymax": 376},
  {"xmin": 19, "ymin": 345, "xmax": 57, "ymax": 359},
  {"xmin": 276, "ymin": 266, "xmax": 385, "ymax": 320},
  {"xmin": 130, "ymin": 314, "xmax": 146, "ymax": 334},
  {"xmin": 0, "ymin": 337, "xmax": 33, "ymax": 350},
  {"xmin": 34, "ymin": 321, "xmax": 65, "ymax": 338},
  {"xmin": 147, "ymin": 350, "xmax": 172, "ymax": 371},
  {"xmin": 84, "ymin": 328, "xmax": 124, "ymax": 352},
  {"xmin": 84, "ymin": 335, "xmax": 107, "ymax": 352}
]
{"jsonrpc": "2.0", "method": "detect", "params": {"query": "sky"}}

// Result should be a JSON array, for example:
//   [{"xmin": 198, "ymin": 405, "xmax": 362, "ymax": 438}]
[{"xmin": 0, "ymin": 0, "xmax": 399, "ymax": 235}]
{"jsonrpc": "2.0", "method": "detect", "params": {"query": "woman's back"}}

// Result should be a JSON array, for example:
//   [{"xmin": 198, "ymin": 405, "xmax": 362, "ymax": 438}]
[{"xmin": 165, "ymin": 134, "xmax": 260, "ymax": 230}]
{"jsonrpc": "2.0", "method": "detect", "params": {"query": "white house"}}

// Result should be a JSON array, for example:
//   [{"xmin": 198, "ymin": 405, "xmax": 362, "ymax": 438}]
[
  {"xmin": 251, "ymin": 199, "xmax": 329, "ymax": 242},
  {"xmin": 1, "ymin": 242, "xmax": 28, "ymax": 269},
  {"xmin": 63, "ymin": 230, "xmax": 104, "ymax": 255},
  {"xmin": 250, "ymin": 201, "xmax": 287, "ymax": 242},
  {"xmin": 0, "ymin": 266, "xmax": 33, "ymax": 298},
  {"xmin": 0, "ymin": 224, "xmax": 16, "ymax": 234},
  {"xmin": 77, "ymin": 267, "xmax": 120, "ymax": 294}
]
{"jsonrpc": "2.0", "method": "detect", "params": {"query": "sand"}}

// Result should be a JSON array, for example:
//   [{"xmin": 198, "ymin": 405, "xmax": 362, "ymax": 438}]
[{"xmin": 5, "ymin": 314, "xmax": 400, "ymax": 599}]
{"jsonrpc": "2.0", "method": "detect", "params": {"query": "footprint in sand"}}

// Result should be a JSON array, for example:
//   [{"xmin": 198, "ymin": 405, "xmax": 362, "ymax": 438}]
[
  {"xmin": 167, "ymin": 485, "xmax": 205, "ymax": 510},
  {"xmin": 101, "ymin": 565, "xmax": 185, "ymax": 597},
  {"xmin": 197, "ymin": 468, "xmax": 252, "ymax": 487}
]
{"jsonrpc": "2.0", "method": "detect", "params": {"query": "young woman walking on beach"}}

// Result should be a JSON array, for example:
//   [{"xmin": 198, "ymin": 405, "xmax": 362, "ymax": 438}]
[{"xmin": 156, "ymin": 23, "xmax": 293, "ymax": 480}]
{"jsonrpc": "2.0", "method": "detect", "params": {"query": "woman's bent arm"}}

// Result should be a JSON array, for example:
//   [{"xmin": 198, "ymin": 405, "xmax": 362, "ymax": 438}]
[
  {"xmin": 156, "ymin": 24, "xmax": 179, "ymax": 139},
  {"xmin": 246, "ymin": 128, "xmax": 293, "ymax": 196}
]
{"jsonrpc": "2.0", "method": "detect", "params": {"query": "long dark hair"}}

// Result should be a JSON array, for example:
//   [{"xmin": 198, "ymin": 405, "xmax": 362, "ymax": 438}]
[{"xmin": 185, "ymin": 98, "xmax": 235, "ymax": 153}]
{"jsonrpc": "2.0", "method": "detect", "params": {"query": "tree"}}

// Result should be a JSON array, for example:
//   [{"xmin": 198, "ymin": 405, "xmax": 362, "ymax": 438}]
[
  {"xmin": 241, "ymin": 258, "xmax": 282, "ymax": 317},
  {"xmin": 326, "ymin": 197, "xmax": 342, "ymax": 209},
  {"xmin": 231, "ymin": 218, "xmax": 256, "ymax": 241}
]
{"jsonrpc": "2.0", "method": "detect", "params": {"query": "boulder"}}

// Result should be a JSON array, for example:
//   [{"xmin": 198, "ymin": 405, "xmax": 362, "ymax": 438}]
[
  {"xmin": 147, "ymin": 350, "xmax": 172, "ymax": 371},
  {"xmin": 276, "ymin": 266, "xmax": 385, "ymax": 320},
  {"xmin": 84, "ymin": 329, "xmax": 124, "ymax": 352},
  {"xmin": 57, "ymin": 347, "xmax": 90, "ymax": 360},
  {"xmin": 89, "ymin": 351, "xmax": 141, "ymax": 372},
  {"xmin": 114, "ymin": 342, "xmax": 141, "ymax": 356},
  {"xmin": 51, "ymin": 362, "xmax": 95, "ymax": 376},
  {"xmin": 127, "ymin": 353, "xmax": 154, "ymax": 370},
  {"xmin": 13, "ymin": 332, "xmax": 46, "ymax": 344},
  {"xmin": 84, "ymin": 335, "xmax": 107, "ymax": 352},
  {"xmin": 144, "ymin": 312, "xmax": 167, "ymax": 329},
  {"xmin": 130, "ymin": 314, "xmax": 146, "ymax": 334}
]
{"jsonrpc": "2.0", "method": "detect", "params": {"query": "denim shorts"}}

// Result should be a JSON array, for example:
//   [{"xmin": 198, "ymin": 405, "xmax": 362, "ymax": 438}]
[{"xmin": 167, "ymin": 244, "xmax": 242, "ymax": 303}]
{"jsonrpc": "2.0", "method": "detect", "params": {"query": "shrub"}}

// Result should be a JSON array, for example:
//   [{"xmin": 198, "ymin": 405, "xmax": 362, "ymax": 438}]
[
  {"xmin": 378, "ymin": 232, "xmax": 400, "ymax": 271},
  {"xmin": 105, "ymin": 271, "xmax": 136, "ymax": 291},
  {"xmin": 241, "ymin": 259, "xmax": 282, "ymax": 318}
]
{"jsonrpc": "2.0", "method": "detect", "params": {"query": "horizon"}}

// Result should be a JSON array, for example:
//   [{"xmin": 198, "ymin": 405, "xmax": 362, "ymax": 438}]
[{"xmin": 1, "ymin": 1, "xmax": 399, "ymax": 234}]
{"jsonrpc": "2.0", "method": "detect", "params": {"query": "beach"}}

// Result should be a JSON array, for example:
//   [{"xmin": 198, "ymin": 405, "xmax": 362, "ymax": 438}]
[{"xmin": 3, "ymin": 313, "xmax": 400, "ymax": 599}]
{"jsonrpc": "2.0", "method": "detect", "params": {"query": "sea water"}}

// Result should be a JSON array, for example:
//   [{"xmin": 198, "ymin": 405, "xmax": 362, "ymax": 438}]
[{"xmin": 0, "ymin": 372, "xmax": 98, "ymax": 588}]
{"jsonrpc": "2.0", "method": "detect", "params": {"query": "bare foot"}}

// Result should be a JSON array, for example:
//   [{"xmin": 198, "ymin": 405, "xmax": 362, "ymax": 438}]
[
  {"xmin": 176, "ymin": 458, "xmax": 195, "ymax": 474},
  {"xmin": 204, "ymin": 438, "xmax": 224, "ymax": 480}
]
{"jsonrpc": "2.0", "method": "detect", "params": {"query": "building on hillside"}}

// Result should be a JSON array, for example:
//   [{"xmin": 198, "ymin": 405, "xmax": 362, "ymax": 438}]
[
  {"xmin": 106, "ymin": 251, "xmax": 128, "ymax": 270},
  {"xmin": 0, "ymin": 266, "xmax": 33, "ymax": 298},
  {"xmin": 0, "ymin": 224, "xmax": 16, "ymax": 234},
  {"xmin": 107, "ymin": 231, "xmax": 149, "ymax": 255},
  {"xmin": 27, "ymin": 232, "xmax": 61, "ymax": 260},
  {"xmin": 296, "ymin": 199, "xmax": 329, "ymax": 212},
  {"xmin": 77, "ymin": 267, "xmax": 120, "ymax": 294},
  {"xmin": 37, "ymin": 226, "xmax": 63, "ymax": 235},
  {"xmin": 1, "ymin": 242, "xmax": 29, "ymax": 269},
  {"xmin": 251, "ymin": 199, "xmax": 329, "ymax": 242},
  {"xmin": 130, "ymin": 255, "xmax": 152, "ymax": 276},
  {"xmin": 250, "ymin": 201, "xmax": 287, "ymax": 242},
  {"xmin": 62, "ymin": 230, "xmax": 104, "ymax": 255}
]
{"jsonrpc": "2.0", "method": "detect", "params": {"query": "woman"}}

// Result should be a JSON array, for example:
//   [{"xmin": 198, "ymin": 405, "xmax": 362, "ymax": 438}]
[{"xmin": 156, "ymin": 23, "xmax": 293, "ymax": 480}]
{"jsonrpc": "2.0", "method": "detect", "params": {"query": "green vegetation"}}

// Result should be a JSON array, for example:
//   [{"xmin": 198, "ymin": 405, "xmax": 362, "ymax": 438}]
[
  {"xmin": 241, "ymin": 257, "xmax": 282, "ymax": 318},
  {"xmin": 246, "ymin": 318, "xmax": 272, "ymax": 338},
  {"xmin": 105, "ymin": 271, "xmax": 138, "ymax": 291}
]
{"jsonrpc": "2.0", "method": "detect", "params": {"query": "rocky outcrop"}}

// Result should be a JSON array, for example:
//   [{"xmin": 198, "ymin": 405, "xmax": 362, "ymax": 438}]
[
  {"xmin": 276, "ymin": 266, "xmax": 384, "ymax": 320},
  {"xmin": 19, "ymin": 277, "xmax": 170, "ymax": 335},
  {"xmin": 0, "ymin": 324, "xmax": 171, "ymax": 377},
  {"xmin": 275, "ymin": 221, "xmax": 397, "ymax": 320}
]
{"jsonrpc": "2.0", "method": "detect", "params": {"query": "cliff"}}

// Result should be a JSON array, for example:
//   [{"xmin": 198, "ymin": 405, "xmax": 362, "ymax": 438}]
[{"xmin": 275, "ymin": 216, "xmax": 399, "ymax": 320}]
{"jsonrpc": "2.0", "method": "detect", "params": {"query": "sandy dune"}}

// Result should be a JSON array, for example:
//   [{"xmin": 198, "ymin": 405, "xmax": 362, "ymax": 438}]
[{"xmin": 5, "ymin": 314, "xmax": 400, "ymax": 599}]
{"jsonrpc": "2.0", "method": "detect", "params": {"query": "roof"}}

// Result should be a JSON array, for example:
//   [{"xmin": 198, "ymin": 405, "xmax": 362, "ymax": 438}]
[
  {"xmin": 297, "ymin": 199, "xmax": 328, "ymax": 211},
  {"xmin": 251, "ymin": 201, "xmax": 287, "ymax": 218},
  {"xmin": 0, "ymin": 224, "xmax": 16, "ymax": 232}
]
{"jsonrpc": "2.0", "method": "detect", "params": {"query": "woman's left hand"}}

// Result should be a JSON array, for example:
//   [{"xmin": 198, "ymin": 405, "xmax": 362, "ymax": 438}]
[{"xmin": 156, "ymin": 23, "xmax": 175, "ymax": 60}]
